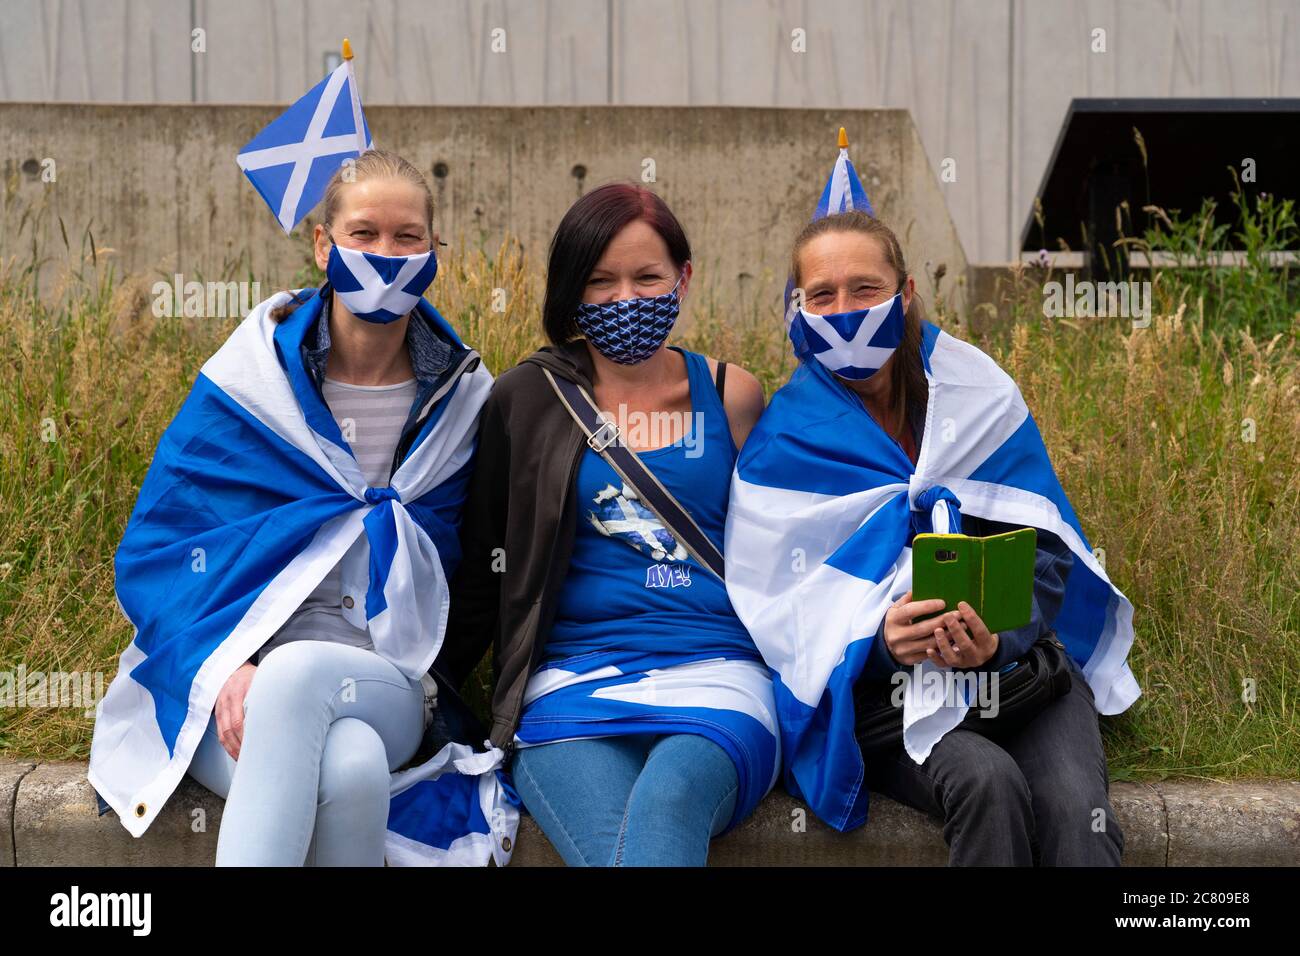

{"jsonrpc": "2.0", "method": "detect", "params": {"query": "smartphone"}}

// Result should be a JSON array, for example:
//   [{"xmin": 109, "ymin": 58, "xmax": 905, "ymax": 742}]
[{"xmin": 911, "ymin": 527, "xmax": 1036, "ymax": 634}]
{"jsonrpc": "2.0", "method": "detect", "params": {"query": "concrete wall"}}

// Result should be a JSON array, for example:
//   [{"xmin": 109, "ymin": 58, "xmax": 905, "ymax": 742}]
[
  {"xmin": 0, "ymin": 103, "xmax": 969, "ymax": 317},
  {"xmin": 4, "ymin": 0, "xmax": 1299, "ymax": 263}
]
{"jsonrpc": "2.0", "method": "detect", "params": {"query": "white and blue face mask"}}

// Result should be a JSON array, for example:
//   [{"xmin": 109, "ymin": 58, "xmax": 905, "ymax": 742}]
[
  {"xmin": 789, "ymin": 290, "xmax": 906, "ymax": 380},
  {"xmin": 325, "ymin": 239, "xmax": 439, "ymax": 324},
  {"xmin": 574, "ymin": 272, "xmax": 684, "ymax": 365}
]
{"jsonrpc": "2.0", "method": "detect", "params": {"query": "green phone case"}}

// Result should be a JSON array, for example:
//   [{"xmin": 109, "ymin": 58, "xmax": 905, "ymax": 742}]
[{"xmin": 912, "ymin": 527, "xmax": 1037, "ymax": 634}]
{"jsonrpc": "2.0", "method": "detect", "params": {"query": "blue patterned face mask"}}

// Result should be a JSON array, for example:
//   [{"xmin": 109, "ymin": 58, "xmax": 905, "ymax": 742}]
[{"xmin": 574, "ymin": 272, "xmax": 684, "ymax": 365}]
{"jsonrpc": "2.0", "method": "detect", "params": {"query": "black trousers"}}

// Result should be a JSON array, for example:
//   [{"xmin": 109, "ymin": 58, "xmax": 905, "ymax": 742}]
[{"xmin": 859, "ymin": 667, "xmax": 1124, "ymax": 866}]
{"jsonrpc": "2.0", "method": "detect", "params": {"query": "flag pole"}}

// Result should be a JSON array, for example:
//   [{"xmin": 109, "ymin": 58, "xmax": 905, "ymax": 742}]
[
  {"xmin": 342, "ymin": 37, "xmax": 369, "ymax": 153},
  {"xmin": 838, "ymin": 126, "xmax": 848, "ymax": 150}
]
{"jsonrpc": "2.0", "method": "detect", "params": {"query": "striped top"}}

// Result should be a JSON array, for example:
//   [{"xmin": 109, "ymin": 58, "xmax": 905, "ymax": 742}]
[{"xmin": 255, "ymin": 376, "xmax": 419, "ymax": 662}]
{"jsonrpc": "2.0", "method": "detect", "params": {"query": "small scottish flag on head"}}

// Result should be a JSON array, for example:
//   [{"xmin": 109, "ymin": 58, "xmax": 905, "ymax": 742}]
[
  {"xmin": 814, "ymin": 126, "xmax": 875, "ymax": 219},
  {"xmin": 237, "ymin": 38, "xmax": 373, "ymax": 233},
  {"xmin": 786, "ymin": 128, "xmax": 902, "ymax": 379},
  {"xmin": 785, "ymin": 128, "xmax": 877, "ymax": 321}
]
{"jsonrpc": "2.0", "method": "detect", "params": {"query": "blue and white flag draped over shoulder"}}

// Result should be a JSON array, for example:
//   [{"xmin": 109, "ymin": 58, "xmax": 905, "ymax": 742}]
[
  {"xmin": 725, "ymin": 322, "xmax": 1141, "ymax": 832},
  {"xmin": 237, "ymin": 55, "xmax": 373, "ymax": 233},
  {"xmin": 513, "ymin": 649, "xmax": 781, "ymax": 832},
  {"xmin": 87, "ymin": 289, "xmax": 519, "ymax": 865}
]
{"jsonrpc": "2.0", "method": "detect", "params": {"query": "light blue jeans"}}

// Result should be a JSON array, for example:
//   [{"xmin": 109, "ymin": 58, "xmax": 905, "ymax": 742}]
[
  {"xmin": 510, "ymin": 733, "xmax": 739, "ymax": 866},
  {"xmin": 186, "ymin": 640, "xmax": 426, "ymax": 866}
]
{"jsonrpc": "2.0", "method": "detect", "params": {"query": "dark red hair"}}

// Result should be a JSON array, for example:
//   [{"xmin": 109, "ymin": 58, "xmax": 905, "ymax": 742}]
[{"xmin": 542, "ymin": 182, "xmax": 691, "ymax": 347}]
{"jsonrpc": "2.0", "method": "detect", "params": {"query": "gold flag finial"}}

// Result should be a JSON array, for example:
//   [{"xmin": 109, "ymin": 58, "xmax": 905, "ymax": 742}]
[
  {"xmin": 342, "ymin": 38, "xmax": 354, "ymax": 60},
  {"xmin": 838, "ymin": 126, "xmax": 848, "ymax": 149}
]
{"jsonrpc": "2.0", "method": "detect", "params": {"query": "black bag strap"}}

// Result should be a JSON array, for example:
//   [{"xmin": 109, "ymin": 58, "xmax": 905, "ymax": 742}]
[
  {"xmin": 714, "ymin": 360, "xmax": 727, "ymax": 401},
  {"xmin": 541, "ymin": 367, "xmax": 726, "ymax": 581}
]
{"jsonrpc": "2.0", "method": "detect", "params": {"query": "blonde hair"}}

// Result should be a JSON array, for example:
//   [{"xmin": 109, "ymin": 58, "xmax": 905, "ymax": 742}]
[
  {"xmin": 271, "ymin": 148, "xmax": 435, "ymax": 322},
  {"xmin": 320, "ymin": 148, "xmax": 434, "ymax": 235}
]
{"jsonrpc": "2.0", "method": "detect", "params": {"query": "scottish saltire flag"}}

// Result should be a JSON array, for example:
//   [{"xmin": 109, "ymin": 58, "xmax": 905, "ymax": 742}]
[
  {"xmin": 514, "ymin": 650, "xmax": 781, "ymax": 831},
  {"xmin": 814, "ymin": 132, "xmax": 875, "ymax": 219},
  {"xmin": 385, "ymin": 743, "xmax": 520, "ymax": 865},
  {"xmin": 237, "ymin": 58, "xmax": 373, "ymax": 233},
  {"xmin": 87, "ymin": 289, "xmax": 519, "ymax": 865},
  {"xmin": 725, "ymin": 323, "xmax": 1141, "ymax": 832},
  {"xmin": 783, "ymin": 128, "xmax": 877, "ymax": 323}
]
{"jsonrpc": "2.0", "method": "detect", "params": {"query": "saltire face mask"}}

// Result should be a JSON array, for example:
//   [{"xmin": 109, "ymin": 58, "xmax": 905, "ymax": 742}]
[
  {"xmin": 326, "ymin": 240, "xmax": 439, "ymax": 324},
  {"xmin": 788, "ymin": 290, "xmax": 906, "ymax": 380}
]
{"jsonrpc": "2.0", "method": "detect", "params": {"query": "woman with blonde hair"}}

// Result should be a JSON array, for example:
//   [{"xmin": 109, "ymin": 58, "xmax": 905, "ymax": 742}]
[{"xmin": 89, "ymin": 148, "xmax": 502, "ymax": 866}]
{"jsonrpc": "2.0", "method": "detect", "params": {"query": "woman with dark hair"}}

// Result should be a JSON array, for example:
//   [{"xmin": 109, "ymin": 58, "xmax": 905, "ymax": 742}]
[{"xmin": 437, "ymin": 181, "xmax": 780, "ymax": 866}]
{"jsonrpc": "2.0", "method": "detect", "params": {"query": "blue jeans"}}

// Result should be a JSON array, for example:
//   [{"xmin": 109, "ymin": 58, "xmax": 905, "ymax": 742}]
[
  {"xmin": 186, "ymin": 640, "xmax": 426, "ymax": 866},
  {"xmin": 510, "ymin": 733, "xmax": 739, "ymax": 866}
]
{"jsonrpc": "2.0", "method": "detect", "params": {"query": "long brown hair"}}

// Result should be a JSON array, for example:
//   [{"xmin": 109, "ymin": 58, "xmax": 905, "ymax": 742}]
[
  {"xmin": 270, "ymin": 148, "xmax": 436, "ymax": 323},
  {"xmin": 789, "ymin": 210, "xmax": 927, "ymax": 443}
]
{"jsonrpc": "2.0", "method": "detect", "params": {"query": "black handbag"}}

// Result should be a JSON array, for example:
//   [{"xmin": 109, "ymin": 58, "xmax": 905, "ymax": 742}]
[{"xmin": 854, "ymin": 632, "xmax": 1074, "ymax": 756}]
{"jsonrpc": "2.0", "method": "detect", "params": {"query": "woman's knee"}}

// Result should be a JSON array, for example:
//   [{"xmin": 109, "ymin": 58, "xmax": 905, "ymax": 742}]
[
  {"xmin": 243, "ymin": 641, "xmax": 341, "ymax": 715},
  {"xmin": 638, "ymin": 735, "xmax": 738, "ymax": 815},
  {"xmin": 317, "ymin": 717, "xmax": 390, "ymax": 810},
  {"xmin": 934, "ymin": 735, "xmax": 1032, "ymax": 810},
  {"xmin": 1031, "ymin": 770, "xmax": 1119, "ymax": 842}
]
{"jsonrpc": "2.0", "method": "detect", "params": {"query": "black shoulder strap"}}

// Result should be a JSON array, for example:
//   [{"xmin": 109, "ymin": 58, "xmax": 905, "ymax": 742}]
[
  {"xmin": 714, "ymin": 360, "xmax": 727, "ymax": 402},
  {"xmin": 541, "ymin": 368, "xmax": 726, "ymax": 581}
]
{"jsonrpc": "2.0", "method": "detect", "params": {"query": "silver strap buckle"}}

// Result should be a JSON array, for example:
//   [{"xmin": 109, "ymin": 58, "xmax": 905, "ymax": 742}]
[
  {"xmin": 587, "ymin": 419, "xmax": 621, "ymax": 452},
  {"xmin": 419, "ymin": 672, "xmax": 439, "ymax": 731}
]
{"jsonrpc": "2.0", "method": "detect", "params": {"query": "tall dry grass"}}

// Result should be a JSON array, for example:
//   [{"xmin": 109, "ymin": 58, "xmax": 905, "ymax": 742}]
[
  {"xmin": 978, "ymin": 273, "xmax": 1299, "ymax": 778},
  {"xmin": 0, "ymin": 211, "xmax": 1296, "ymax": 778}
]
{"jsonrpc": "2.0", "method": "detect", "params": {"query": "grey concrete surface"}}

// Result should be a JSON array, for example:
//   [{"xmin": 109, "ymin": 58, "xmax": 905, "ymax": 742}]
[
  {"xmin": 6, "ymin": 1, "xmax": 1299, "ymax": 263},
  {"xmin": 0, "ymin": 103, "xmax": 969, "ymax": 322},
  {"xmin": 14, "ymin": 761, "xmax": 222, "ymax": 867},
  {"xmin": 1160, "ymin": 780, "xmax": 1300, "ymax": 867},
  {"xmin": 1, "ymin": 760, "xmax": 35, "ymax": 867},
  {"xmin": 6, "ymin": 757, "xmax": 1294, "ymax": 866}
]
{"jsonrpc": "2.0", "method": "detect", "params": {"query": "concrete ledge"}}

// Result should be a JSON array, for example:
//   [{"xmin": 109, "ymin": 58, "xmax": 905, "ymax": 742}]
[
  {"xmin": 1, "ymin": 760, "xmax": 35, "ymax": 867},
  {"xmin": 509, "ymin": 783, "xmax": 1173, "ymax": 866},
  {"xmin": 4, "ymin": 758, "xmax": 1294, "ymax": 866},
  {"xmin": 15, "ymin": 762, "xmax": 222, "ymax": 867},
  {"xmin": 1159, "ymin": 780, "xmax": 1300, "ymax": 867}
]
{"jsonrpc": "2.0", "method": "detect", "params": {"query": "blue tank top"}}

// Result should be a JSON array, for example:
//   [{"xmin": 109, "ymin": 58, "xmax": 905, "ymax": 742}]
[{"xmin": 543, "ymin": 347, "xmax": 759, "ymax": 663}]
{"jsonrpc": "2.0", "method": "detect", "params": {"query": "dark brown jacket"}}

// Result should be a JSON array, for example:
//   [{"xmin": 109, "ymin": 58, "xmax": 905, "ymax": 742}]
[{"xmin": 435, "ymin": 340, "xmax": 596, "ymax": 758}]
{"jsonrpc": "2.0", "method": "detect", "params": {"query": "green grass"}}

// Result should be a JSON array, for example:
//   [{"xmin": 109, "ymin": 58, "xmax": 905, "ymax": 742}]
[{"xmin": 0, "ymin": 190, "xmax": 1296, "ymax": 781}]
